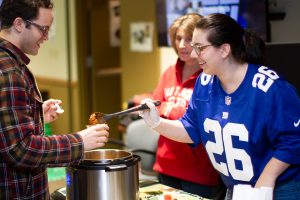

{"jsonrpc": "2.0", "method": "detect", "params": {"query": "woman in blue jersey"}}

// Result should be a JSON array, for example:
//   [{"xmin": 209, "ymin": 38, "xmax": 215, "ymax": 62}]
[{"xmin": 139, "ymin": 13, "xmax": 300, "ymax": 200}]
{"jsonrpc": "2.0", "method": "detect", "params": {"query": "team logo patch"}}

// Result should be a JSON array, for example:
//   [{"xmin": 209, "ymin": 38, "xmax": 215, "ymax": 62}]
[{"xmin": 225, "ymin": 96, "xmax": 231, "ymax": 106}]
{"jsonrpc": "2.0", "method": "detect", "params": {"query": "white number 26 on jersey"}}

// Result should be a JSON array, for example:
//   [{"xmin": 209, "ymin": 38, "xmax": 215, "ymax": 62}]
[
  {"xmin": 252, "ymin": 66, "xmax": 279, "ymax": 92},
  {"xmin": 204, "ymin": 118, "xmax": 254, "ymax": 181}
]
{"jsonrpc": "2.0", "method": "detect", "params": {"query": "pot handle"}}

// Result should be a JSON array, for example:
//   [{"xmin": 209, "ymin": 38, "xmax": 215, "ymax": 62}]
[{"xmin": 105, "ymin": 164, "xmax": 128, "ymax": 172}]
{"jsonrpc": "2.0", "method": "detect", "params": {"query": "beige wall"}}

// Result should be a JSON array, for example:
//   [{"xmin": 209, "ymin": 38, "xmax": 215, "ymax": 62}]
[
  {"xmin": 270, "ymin": 0, "xmax": 300, "ymax": 43},
  {"xmin": 120, "ymin": 0, "xmax": 161, "ymax": 103},
  {"xmin": 36, "ymin": 78, "xmax": 78, "ymax": 135}
]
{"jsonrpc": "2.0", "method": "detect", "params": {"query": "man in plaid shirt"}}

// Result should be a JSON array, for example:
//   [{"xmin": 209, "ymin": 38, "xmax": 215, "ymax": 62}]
[{"xmin": 0, "ymin": 0, "xmax": 110, "ymax": 199}]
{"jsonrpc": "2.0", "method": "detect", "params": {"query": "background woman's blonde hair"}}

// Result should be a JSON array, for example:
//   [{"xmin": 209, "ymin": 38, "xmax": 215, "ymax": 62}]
[{"xmin": 168, "ymin": 13, "xmax": 203, "ymax": 54}]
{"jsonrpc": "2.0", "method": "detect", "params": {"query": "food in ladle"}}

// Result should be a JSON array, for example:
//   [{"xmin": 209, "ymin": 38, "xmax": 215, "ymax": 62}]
[
  {"xmin": 88, "ymin": 100, "xmax": 161, "ymax": 125},
  {"xmin": 88, "ymin": 112, "xmax": 105, "ymax": 125}
]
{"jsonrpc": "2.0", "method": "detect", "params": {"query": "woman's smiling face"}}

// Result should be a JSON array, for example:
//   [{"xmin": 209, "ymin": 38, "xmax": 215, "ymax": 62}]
[{"xmin": 190, "ymin": 28, "xmax": 220, "ymax": 75}]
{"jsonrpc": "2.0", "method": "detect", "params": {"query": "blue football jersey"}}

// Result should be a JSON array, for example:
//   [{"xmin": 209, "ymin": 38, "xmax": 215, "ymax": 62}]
[{"xmin": 180, "ymin": 64, "xmax": 300, "ymax": 188}]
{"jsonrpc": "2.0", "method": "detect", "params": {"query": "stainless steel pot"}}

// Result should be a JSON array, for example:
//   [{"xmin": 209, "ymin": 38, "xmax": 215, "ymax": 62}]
[{"xmin": 66, "ymin": 149, "xmax": 140, "ymax": 200}]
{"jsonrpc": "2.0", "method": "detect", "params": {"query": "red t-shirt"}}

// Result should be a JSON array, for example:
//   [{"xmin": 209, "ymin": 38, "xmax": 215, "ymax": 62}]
[{"xmin": 152, "ymin": 59, "xmax": 219, "ymax": 185}]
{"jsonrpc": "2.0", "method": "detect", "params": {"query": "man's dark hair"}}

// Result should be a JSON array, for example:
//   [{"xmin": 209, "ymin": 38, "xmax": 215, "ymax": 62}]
[{"xmin": 0, "ymin": 0, "xmax": 53, "ymax": 29}]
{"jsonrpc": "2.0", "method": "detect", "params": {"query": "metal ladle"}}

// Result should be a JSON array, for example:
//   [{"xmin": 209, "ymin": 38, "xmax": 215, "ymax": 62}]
[{"xmin": 88, "ymin": 100, "xmax": 161, "ymax": 125}]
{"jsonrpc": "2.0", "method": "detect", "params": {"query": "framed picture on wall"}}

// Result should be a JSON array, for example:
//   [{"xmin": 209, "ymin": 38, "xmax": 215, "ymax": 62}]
[{"xmin": 130, "ymin": 22, "xmax": 154, "ymax": 52}]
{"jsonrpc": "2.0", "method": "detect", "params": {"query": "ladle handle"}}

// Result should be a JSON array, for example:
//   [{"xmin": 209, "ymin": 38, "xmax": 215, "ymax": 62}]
[
  {"xmin": 104, "ymin": 100, "xmax": 161, "ymax": 119},
  {"xmin": 135, "ymin": 100, "xmax": 161, "ymax": 111}
]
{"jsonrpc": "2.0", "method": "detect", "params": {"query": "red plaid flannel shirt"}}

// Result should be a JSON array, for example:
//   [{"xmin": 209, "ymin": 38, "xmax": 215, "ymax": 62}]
[{"xmin": 0, "ymin": 38, "xmax": 84, "ymax": 199}]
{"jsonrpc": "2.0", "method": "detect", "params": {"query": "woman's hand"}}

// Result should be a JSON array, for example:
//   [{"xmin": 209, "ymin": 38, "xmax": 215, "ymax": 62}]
[
  {"xmin": 78, "ymin": 124, "xmax": 109, "ymax": 150},
  {"xmin": 139, "ymin": 98, "xmax": 161, "ymax": 128},
  {"xmin": 255, "ymin": 157, "xmax": 289, "ymax": 189},
  {"xmin": 255, "ymin": 174, "xmax": 276, "ymax": 189},
  {"xmin": 43, "ymin": 99, "xmax": 64, "ymax": 123}
]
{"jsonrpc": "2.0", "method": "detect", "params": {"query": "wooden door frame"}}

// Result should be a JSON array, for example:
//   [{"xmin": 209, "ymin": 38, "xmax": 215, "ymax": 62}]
[{"xmin": 75, "ymin": 0, "xmax": 94, "ymax": 128}]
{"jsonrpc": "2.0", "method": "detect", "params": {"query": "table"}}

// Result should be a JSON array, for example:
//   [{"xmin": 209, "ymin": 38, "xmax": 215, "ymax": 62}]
[
  {"xmin": 139, "ymin": 181, "xmax": 211, "ymax": 200},
  {"xmin": 50, "ymin": 179, "xmax": 211, "ymax": 200}
]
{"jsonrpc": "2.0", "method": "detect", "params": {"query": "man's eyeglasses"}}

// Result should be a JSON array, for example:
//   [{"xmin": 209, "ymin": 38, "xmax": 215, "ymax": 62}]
[
  {"xmin": 190, "ymin": 43, "xmax": 211, "ymax": 55},
  {"xmin": 24, "ymin": 20, "xmax": 50, "ymax": 37}
]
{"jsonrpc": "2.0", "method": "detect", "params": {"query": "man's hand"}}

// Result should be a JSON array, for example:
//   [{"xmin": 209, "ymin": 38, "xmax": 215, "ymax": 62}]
[
  {"xmin": 43, "ymin": 99, "xmax": 64, "ymax": 123},
  {"xmin": 79, "ymin": 124, "xmax": 109, "ymax": 150}
]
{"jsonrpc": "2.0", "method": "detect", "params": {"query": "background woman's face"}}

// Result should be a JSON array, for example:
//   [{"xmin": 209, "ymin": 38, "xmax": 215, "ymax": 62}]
[{"xmin": 175, "ymin": 28, "xmax": 194, "ymax": 62}]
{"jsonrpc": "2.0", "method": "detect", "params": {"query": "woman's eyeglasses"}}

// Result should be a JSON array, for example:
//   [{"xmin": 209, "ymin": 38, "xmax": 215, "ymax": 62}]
[
  {"xmin": 24, "ymin": 20, "xmax": 50, "ymax": 37},
  {"xmin": 190, "ymin": 43, "xmax": 211, "ymax": 55}
]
